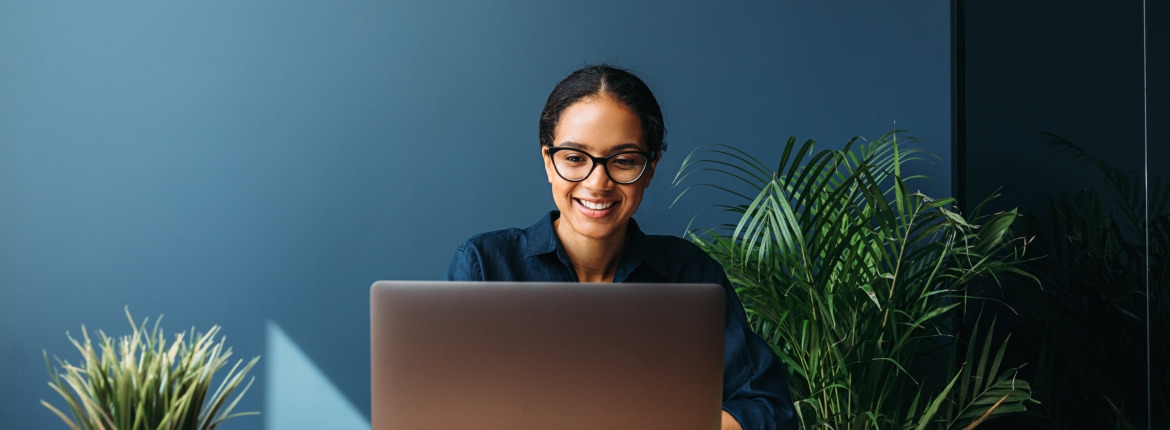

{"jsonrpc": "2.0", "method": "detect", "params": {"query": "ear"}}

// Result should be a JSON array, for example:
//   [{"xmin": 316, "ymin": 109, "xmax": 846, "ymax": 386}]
[{"xmin": 542, "ymin": 146, "xmax": 556, "ymax": 184}]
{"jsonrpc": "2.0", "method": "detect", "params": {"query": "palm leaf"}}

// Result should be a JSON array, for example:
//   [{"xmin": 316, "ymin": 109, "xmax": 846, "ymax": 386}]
[{"xmin": 676, "ymin": 133, "xmax": 1034, "ymax": 429}]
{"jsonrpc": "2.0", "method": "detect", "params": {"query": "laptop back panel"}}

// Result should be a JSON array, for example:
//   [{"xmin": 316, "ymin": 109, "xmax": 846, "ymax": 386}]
[{"xmin": 370, "ymin": 281, "xmax": 725, "ymax": 430}]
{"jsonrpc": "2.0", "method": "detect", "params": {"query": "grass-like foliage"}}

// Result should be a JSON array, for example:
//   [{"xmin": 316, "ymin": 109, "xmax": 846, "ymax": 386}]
[
  {"xmin": 673, "ymin": 132, "xmax": 1037, "ymax": 429},
  {"xmin": 42, "ymin": 308, "xmax": 260, "ymax": 430}
]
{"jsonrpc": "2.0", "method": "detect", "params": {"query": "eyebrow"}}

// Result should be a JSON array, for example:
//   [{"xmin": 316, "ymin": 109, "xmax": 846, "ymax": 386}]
[{"xmin": 556, "ymin": 141, "xmax": 647, "ymax": 153}]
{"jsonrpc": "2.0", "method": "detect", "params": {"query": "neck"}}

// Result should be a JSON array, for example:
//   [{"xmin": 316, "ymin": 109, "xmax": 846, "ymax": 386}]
[{"xmin": 554, "ymin": 219, "xmax": 627, "ymax": 283}]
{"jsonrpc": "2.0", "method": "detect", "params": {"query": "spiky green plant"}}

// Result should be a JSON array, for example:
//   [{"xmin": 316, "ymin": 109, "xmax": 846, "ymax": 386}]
[
  {"xmin": 42, "ymin": 308, "xmax": 260, "ymax": 430},
  {"xmin": 672, "ymin": 132, "xmax": 1037, "ymax": 429}
]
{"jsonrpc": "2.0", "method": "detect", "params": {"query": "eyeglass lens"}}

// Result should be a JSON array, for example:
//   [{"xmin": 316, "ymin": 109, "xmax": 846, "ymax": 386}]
[{"xmin": 550, "ymin": 148, "xmax": 648, "ymax": 184}]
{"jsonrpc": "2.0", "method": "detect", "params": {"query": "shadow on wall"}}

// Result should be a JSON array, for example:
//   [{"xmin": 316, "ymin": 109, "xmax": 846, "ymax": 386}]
[{"xmin": 266, "ymin": 322, "xmax": 369, "ymax": 430}]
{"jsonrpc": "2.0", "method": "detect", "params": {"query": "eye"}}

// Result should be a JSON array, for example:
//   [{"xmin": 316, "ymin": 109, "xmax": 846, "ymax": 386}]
[
  {"xmin": 554, "ymin": 150, "xmax": 590, "ymax": 165},
  {"xmin": 610, "ymin": 154, "xmax": 645, "ymax": 170}
]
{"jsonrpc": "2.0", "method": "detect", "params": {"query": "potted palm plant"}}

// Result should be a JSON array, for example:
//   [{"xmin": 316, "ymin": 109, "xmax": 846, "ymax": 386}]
[
  {"xmin": 42, "ymin": 308, "xmax": 259, "ymax": 430},
  {"xmin": 673, "ymin": 132, "xmax": 1037, "ymax": 429}
]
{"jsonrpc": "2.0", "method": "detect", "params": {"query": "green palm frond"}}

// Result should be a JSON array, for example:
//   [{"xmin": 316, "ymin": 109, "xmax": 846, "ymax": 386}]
[{"xmin": 675, "ymin": 132, "xmax": 1034, "ymax": 429}]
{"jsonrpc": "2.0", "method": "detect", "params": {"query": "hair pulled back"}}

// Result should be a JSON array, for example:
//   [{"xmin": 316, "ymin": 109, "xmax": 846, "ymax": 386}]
[{"xmin": 539, "ymin": 64, "xmax": 666, "ymax": 153}]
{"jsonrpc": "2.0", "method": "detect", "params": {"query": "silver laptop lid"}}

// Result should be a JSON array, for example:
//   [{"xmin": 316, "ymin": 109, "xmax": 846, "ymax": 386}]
[{"xmin": 370, "ymin": 280, "xmax": 725, "ymax": 430}]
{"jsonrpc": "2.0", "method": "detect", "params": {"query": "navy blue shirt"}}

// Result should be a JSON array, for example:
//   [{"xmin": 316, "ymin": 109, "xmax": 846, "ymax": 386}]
[{"xmin": 446, "ymin": 211, "xmax": 797, "ymax": 430}]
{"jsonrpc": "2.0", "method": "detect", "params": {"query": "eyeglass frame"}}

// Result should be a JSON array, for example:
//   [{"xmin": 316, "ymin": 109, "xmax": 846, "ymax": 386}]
[{"xmin": 544, "ymin": 146, "xmax": 658, "ymax": 185}]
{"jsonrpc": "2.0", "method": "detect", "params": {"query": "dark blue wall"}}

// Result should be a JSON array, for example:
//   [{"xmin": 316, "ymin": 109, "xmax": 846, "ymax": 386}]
[{"xmin": 0, "ymin": 2, "xmax": 950, "ymax": 428}]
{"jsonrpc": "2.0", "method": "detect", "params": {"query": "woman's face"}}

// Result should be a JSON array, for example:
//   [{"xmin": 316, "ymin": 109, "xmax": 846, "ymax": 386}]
[{"xmin": 544, "ymin": 94, "xmax": 658, "ymax": 243}]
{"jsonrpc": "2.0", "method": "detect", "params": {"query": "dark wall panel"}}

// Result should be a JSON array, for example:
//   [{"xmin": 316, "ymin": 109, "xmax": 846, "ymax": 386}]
[{"xmin": 959, "ymin": 0, "xmax": 1166, "ymax": 427}]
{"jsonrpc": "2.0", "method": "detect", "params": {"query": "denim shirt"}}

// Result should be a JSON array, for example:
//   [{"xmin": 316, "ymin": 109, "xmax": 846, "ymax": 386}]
[{"xmin": 446, "ymin": 211, "xmax": 797, "ymax": 430}]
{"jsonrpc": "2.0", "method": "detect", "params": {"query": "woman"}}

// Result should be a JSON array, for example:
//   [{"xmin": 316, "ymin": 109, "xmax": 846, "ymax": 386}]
[{"xmin": 447, "ymin": 64, "xmax": 796, "ymax": 430}]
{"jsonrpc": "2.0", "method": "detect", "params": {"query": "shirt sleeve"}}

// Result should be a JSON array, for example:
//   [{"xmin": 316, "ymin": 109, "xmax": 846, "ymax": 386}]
[
  {"xmin": 446, "ymin": 241, "xmax": 484, "ymax": 281},
  {"xmin": 718, "ymin": 271, "xmax": 798, "ymax": 430}
]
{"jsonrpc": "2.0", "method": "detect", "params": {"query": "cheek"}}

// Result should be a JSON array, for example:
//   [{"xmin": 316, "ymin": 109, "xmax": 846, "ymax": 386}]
[
  {"xmin": 622, "ymin": 184, "xmax": 648, "ymax": 204},
  {"xmin": 547, "ymin": 174, "xmax": 572, "ymax": 197}
]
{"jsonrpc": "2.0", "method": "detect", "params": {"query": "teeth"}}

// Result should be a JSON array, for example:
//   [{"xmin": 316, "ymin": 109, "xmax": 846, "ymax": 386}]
[{"xmin": 578, "ymin": 199, "xmax": 615, "ymax": 210}]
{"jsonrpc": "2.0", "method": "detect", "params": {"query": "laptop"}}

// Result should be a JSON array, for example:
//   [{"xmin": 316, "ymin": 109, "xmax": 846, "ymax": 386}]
[{"xmin": 370, "ymin": 280, "xmax": 725, "ymax": 430}]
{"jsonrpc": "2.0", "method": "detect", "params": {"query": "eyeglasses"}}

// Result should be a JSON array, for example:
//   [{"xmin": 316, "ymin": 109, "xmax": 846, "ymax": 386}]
[{"xmin": 546, "ymin": 146, "xmax": 655, "ymax": 185}]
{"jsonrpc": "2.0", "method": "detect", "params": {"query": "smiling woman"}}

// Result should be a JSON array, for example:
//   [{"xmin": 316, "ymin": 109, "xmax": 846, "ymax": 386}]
[
  {"xmin": 446, "ymin": 64, "xmax": 798, "ymax": 430},
  {"xmin": 542, "ymin": 93, "xmax": 654, "ymax": 270}
]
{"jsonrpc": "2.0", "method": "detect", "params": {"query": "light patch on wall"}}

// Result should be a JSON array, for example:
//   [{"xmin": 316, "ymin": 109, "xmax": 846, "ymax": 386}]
[{"xmin": 265, "ymin": 321, "xmax": 369, "ymax": 430}]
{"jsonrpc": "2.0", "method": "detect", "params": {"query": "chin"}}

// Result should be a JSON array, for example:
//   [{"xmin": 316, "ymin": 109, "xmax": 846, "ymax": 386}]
[{"xmin": 562, "ymin": 213, "xmax": 628, "ymax": 240}]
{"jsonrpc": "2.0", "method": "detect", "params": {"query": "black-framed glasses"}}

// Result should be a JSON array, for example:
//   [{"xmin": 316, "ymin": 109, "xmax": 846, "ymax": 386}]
[{"xmin": 546, "ymin": 146, "xmax": 655, "ymax": 184}]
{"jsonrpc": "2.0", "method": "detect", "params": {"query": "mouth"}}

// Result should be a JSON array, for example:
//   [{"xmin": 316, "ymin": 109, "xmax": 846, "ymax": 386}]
[
  {"xmin": 577, "ymin": 199, "xmax": 615, "ymax": 210},
  {"xmin": 574, "ymin": 198, "xmax": 618, "ymax": 217}
]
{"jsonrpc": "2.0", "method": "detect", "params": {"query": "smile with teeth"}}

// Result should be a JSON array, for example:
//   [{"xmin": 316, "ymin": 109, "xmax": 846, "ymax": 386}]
[{"xmin": 576, "ymin": 199, "xmax": 616, "ymax": 210}]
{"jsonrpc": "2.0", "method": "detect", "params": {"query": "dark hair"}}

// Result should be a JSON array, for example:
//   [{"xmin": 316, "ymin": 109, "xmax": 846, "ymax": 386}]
[{"xmin": 538, "ymin": 64, "xmax": 667, "ymax": 153}]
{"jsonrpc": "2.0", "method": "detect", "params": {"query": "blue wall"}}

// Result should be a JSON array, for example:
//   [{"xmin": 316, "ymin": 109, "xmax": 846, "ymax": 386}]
[{"xmin": 0, "ymin": 1, "xmax": 950, "ymax": 428}]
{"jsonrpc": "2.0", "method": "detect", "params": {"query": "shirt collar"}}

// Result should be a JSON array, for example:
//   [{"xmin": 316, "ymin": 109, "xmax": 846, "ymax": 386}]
[
  {"xmin": 523, "ymin": 211, "xmax": 561, "ymax": 258},
  {"xmin": 523, "ymin": 211, "xmax": 669, "ymax": 278},
  {"xmin": 620, "ymin": 217, "xmax": 669, "ymax": 279}
]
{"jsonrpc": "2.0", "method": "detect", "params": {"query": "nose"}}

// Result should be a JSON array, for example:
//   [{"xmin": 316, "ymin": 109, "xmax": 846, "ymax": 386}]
[{"xmin": 581, "ymin": 161, "xmax": 615, "ymax": 189}]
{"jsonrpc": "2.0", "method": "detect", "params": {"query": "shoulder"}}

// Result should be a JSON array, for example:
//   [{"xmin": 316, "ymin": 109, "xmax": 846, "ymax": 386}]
[
  {"xmin": 448, "ymin": 227, "xmax": 528, "ymax": 281},
  {"xmin": 457, "ymin": 211, "xmax": 556, "ymax": 255},
  {"xmin": 638, "ymin": 233, "xmax": 728, "ymax": 282},
  {"xmin": 455, "ymin": 227, "xmax": 527, "ymax": 255},
  {"xmin": 645, "ymin": 233, "xmax": 716, "ymax": 260}
]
